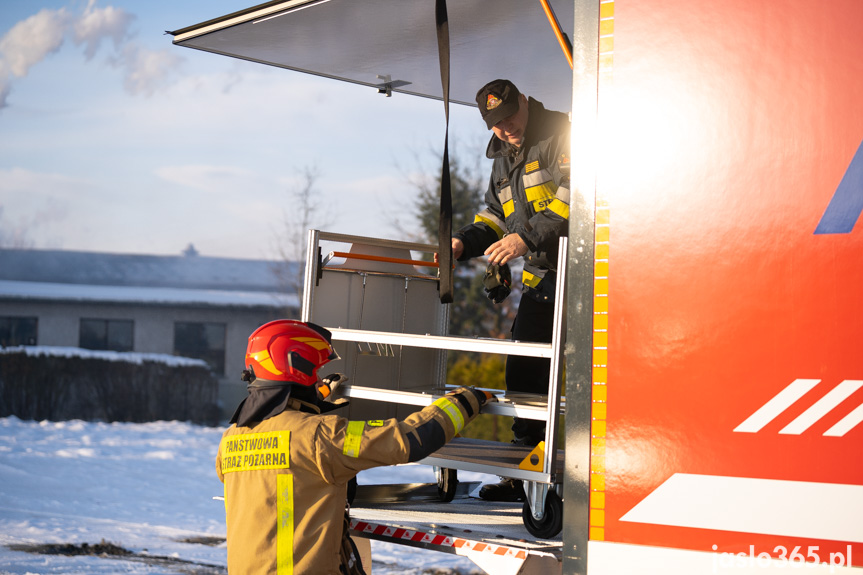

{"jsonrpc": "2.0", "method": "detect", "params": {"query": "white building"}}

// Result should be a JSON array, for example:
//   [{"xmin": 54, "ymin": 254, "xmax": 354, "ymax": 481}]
[{"xmin": 0, "ymin": 248, "xmax": 300, "ymax": 418}]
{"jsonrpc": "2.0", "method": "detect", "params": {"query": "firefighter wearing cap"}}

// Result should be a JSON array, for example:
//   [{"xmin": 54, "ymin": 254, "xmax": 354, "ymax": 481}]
[
  {"xmin": 216, "ymin": 319, "xmax": 495, "ymax": 575},
  {"xmin": 449, "ymin": 79, "xmax": 571, "ymax": 502}
]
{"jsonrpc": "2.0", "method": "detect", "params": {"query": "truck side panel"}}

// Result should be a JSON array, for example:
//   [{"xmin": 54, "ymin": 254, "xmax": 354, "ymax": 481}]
[{"xmin": 594, "ymin": 0, "xmax": 863, "ymax": 567}]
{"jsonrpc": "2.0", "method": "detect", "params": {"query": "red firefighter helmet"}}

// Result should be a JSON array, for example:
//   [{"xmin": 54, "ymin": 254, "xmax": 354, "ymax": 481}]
[{"xmin": 244, "ymin": 320, "xmax": 338, "ymax": 386}]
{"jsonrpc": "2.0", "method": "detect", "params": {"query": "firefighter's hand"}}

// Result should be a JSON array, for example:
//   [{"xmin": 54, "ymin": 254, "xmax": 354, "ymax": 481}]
[
  {"xmin": 477, "ymin": 389, "xmax": 498, "ymax": 405},
  {"xmin": 449, "ymin": 386, "xmax": 497, "ymax": 409},
  {"xmin": 318, "ymin": 373, "xmax": 348, "ymax": 400},
  {"xmin": 434, "ymin": 238, "xmax": 464, "ymax": 263},
  {"xmin": 484, "ymin": 234, "xmax": 527, "ymax": 265},
  {"xmin": 464, "ymin": 387, "xmax": 498, "ymax": 407}
]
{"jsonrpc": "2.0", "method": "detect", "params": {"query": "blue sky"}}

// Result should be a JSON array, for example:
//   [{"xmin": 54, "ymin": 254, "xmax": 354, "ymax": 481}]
[{"xmin": 0, "ymin": 0, "xmax": 488, "ymax": 260}]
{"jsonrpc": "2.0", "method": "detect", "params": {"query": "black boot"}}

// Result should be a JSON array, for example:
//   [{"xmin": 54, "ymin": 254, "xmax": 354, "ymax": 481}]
[{"xmin": 479, "ymin": 477, "xmax": 525, "ymax": 502}]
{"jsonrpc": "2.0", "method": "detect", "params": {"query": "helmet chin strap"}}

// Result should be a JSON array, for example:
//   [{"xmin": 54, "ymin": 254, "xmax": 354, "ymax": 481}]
[
  {"xmin": 243, "ymin": 365, "xmax": 294, "ymax": 389},
  {"xmin": 248, "ymin": 380, "xmax": 292, "ymax": 389},
  {"xmin": 243, "ymin": 362, "xmax": 317, "ymax": 390}
]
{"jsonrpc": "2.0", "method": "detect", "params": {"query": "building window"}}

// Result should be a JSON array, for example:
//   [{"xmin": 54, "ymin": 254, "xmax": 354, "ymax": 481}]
[
  {"xmin": 79, "ymin": 319, "xmax": 134, "ymax": 352},
  {"xmin": 174, "ymin": 322, "xmax": 226, "ymax": 375},
  {"xmin": 0, "ymin": 316, "xmax": 38, "ymax": 346}
]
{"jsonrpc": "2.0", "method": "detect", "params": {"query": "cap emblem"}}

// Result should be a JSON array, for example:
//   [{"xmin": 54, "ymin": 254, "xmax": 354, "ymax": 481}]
[{"xmin": 486, "ymin": 93, "xmax": 502, "ymax": 110}]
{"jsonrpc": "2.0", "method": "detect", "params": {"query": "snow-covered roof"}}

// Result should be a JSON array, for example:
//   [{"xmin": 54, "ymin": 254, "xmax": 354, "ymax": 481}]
[
  {"xmin": 0, "ymin": 248, "xmax": 300, "ymax": 309},
  {"xmin": 0, "ymin": 280, "xmax": 297, "ymax": 309},
  {"xmin": 0, "ymin": 345, "xmax": 208, "ymax": 368},
  {"xmin": 0, "ymin": 248, "xmax": 297, "ymax": 292}
]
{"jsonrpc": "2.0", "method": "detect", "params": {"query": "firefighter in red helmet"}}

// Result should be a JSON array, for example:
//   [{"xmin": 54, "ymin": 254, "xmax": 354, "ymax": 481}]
[{"xmin": 216, "ymin": 319, "xmax": 495, "ymax": 575}]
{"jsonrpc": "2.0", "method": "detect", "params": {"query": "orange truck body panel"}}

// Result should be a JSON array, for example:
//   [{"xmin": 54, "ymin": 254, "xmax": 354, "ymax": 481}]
[{"xmin": 596, "ymin": 0, "xmax": 863, "ymax": 566}]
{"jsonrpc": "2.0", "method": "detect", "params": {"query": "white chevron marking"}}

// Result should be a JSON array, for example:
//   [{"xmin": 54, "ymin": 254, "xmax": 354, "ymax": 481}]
[
  {"xmin": 780, "ymin": 380, "xmax": 863, "ymax": 435},
  {"xmin": 733, "ymin": 379, "xmax": 819, "ymax": 433},
  {"xmin": 825, "ymin": 401, "xmax": 863, "ymax": 437}
]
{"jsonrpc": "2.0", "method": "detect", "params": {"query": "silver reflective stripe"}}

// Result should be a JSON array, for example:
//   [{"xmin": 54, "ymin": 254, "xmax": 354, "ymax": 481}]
[
  {"xmin": 498, "ymin": 185, "xmax": 513, "ymax": 204},
  {"xmin": 523, "ymin": 168, "xmax": 551, "ymax": 188},
  {"xmin": 498, "ymin": 185, "xmax": 514, "ymax": 217}
]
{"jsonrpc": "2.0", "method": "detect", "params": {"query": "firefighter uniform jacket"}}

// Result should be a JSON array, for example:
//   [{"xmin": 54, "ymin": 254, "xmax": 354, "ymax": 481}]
[
  {"xmin": 216, "ymin": 386, "xmax": 489, "ymax": 575},
  {"xmin": 454, "ymin": 97, "xmax": 571, "ymax": 300}
]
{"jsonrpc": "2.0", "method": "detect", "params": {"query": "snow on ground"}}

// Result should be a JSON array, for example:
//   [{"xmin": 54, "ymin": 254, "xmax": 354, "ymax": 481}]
[{"xmin": 0, "ymin": 416, "xmax": 490, "ymax": 574}]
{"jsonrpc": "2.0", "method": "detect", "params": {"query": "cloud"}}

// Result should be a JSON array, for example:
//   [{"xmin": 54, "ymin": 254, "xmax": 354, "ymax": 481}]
[
  {"xmin": 0, "ymin": 1, "xmax": 135, "ymax": 109},
  {"xmin": 0, "ymin": 8, "xmax": 69, "ymax": 108},
  {"xmin": 155, "ymin": 164, "xmax": 264, "ymax": 193},
  {"xmin": 115, "ymin": 43, "xmax": 184, "ymax": 97},
  {"xmin": 73, "ymin": 0, "xmax": 134, "ymax": 60},
  {"xmin": 0, "ymin": 166, "xmax": 91, "ymax": 192},
  {"xmin": 0, "ymin": 8, "xmax": 69, "ymax": 76}
]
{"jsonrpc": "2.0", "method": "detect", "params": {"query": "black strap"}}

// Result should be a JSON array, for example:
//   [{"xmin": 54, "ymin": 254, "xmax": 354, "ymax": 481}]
[{"xmin": 435, "ymin": 0, "xmax": 454, "ymax": 303}]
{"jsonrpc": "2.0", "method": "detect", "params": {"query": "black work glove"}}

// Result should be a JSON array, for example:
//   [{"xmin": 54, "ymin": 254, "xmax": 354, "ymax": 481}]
[
  {"xmin": 483, "ymin": 261, "xmax": 512, "ymax": 304},
  {"xmin": 472, "ymin": 388, "xmax": 498, "ymax": 407},
  {"xmin": 451, "ymin": 386, "xmax": 498, "ymax": 408}
]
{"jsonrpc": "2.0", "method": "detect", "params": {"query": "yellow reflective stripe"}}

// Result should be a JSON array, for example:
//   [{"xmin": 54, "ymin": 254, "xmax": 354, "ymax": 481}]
[
  {"xmin": 525, "ymin": 181, "xmax": 556, "ymax": 205},
  {"xmin": 250, "ymin": 349, "xmax": 282, "ymax": 375},
  {"xmin": 433, "ymin": 397, "xmax": 465, "ymax": 434},
  {"xmin": 502, "ymin": 200, "xmax": 515, "ymax": 217},
  {"xmin": 277, "ymin": 473, "xmax": 294, "ymax": 575},
  {"xmin": 290, "ymin": 336, "xmax": 330, "ymax": 351},
  {"xmin": 474, "ymin": 212, "xmax": 505, "ymax": 238},
  {"xmin": 523, "ymin": 270, "xmax": 542, "ymax": 288},
  {"xmin": 343, "ymin": 420, "xmax": 365, "ymax": 458},
  {"xmin": 220, "ymin": 431, "xmax": 290, "ymax": 474},
  {"xmin": 545, "ymin": 198, "xmax": 570, "ymax": 219},
  {"xmin": 544, "ymin": 184, "xmax": 571, "ymax": 219},
  {"xmin": 498, "ymin": 185, "xmax": 514, "ymax": 217},
  {"xmin": 527, "ymin": 181, "xmax": 572, "ymax": 219}
]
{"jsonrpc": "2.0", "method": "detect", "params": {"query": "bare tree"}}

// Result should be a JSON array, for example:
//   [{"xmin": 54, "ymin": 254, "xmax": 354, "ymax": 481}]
[
  {"xmin": 0, "ymin": 206, "xmax": 35, "ymax": 249},
  {"xmin": 271, "ymin": 165, "xmax": 333, "ymax": 307}
]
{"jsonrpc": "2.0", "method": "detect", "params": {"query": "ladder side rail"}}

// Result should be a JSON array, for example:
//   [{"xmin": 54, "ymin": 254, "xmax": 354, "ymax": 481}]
[
  {"xmin": 543, "ymin": 236, "xmax": 569, "ymax": 477},
  {"xmin": 300, "ymin": 228, "xmax": 321, "ymax": 322}
]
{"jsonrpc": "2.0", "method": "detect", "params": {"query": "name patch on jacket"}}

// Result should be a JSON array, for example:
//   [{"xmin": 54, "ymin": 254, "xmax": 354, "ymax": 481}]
[{"xmin": 220, "ymin": 431, "xmax": 290, "ymax": 473}]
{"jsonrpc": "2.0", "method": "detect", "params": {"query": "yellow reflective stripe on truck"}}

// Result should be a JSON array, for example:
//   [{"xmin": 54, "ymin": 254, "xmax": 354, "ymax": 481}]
[{"xmin": 590, "ymin": 0, "xmax": 614, "ymax": 542}]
